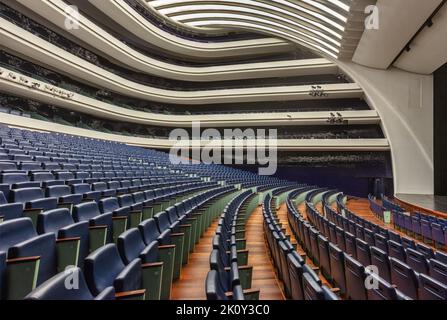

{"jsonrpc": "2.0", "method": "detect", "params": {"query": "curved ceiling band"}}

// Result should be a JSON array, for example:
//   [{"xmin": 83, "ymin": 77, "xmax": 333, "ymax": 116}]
[{"xmin": 146, "ymin": 0, "xmax": 375, "ymax": 59}]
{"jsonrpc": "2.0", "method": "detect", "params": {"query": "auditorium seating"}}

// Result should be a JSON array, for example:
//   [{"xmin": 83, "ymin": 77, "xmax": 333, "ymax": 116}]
[{"xmin": 299, "ymin": 188, "xmax": 447, "ymax": 300}]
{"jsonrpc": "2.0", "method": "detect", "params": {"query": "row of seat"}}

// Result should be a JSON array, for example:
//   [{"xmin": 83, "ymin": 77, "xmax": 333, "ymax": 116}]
[
  {"xmin": 1, "ymin": 184, "xmax": 237, "ymax": 300},
  {"xmin": 327, "ymin": 199, "xmax": 447, "ymax": 285},
  {"xmin": 298, "ymin": 190, "xmax": 447, "ymax": 300},
  {"xmin": 263, "ymin": 188, "xmax": 339, "ymax": 300},
  {"xmin": 288, "ymin": 190, "xmax": 411, "ymax": 300},
  {"xmin": 368, "ymin": 195, "xmax": 447, "ymax": 249},
  {"xmin": 206, "ymin": 190, "xmax": 259, "ymax": 300}
]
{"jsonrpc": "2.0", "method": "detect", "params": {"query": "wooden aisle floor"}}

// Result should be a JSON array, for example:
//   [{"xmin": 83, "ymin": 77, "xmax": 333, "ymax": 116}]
[
  {"xmin": 171, "ymin": 220, "xmax": 218, "ymax": 300},
  {"xmin": 245, "ymin": 206, "xmax": 285, "ymax": 300},
  {"xmin": 172, "ymin": 205, "xmax": 284, "ymax": 300}
]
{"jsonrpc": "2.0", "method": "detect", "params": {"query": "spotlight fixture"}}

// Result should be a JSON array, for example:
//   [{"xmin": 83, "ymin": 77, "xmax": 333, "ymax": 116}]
[{"xmin": 309, "ymin": 85, "xmax": 328, "ymax": 97}]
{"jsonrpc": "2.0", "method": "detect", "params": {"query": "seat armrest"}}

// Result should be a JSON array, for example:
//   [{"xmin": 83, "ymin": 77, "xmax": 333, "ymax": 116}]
[{"xmin": 115, "ymin": 289, "xmax": 146, "ymax": 300}]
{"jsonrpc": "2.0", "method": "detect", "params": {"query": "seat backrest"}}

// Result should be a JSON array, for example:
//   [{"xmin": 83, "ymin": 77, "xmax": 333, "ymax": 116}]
[
  {"xmin": 406, "ymin": 248, "xmax": 429, "ymax": 274},
  {"xmin": 71, "ymin": 183, "xmax": 91, "ymax": 194},
  {"xmin": 344, "ymin": 232, "xmax": 357, "ymax": 258},
  {"xmin": 317, "ymin": 234, "xmax": 331, "ymax": 279},
  {"xmin": 355, "ymin": 238, "xmax": 371, "ymax": 267},
  {"xmin": 401, "ymin": 237, "xmax": 416, "ymax": 250},
  {"xmin": 153, "ymin": 211, "xmax": 171, "ymax": 232},
  {"xmin": 388, "ymin": 240, "xmax": 406, "ymax": 261},
  {"xmin": 429, "ymin": 259, "xmax": 447, "ymax": 284},
  {"xmin": 366, "ymin": 273, "xmax": 399, "ymax": 300},
  {"xmin": 92, "ymin": 182, "xmax": 107, "ymax": 192},
  {"xmin": 138, "ymin": 219, "xmax": 162, "ymax": 245},
  {"xmin": 344, "ymin": 254, "xmax": 367, "ymax": 300},
  {"xmin": 117, "ymin": 228, "xmax": 146, "ymax": 265},
  {"xmin": 205, "ymin": 270, "xmax": 229, "ymax": 300},
  {"xmin": 370, "ymin": 246, "xmax": 391, "ymax": 283},
  {"xmin": 287, "ymin": 252, "xmax": 304, "ymax": 300},
  {"xmin": 0, "ymin": 217, "xmax": 37, "ymax": 252},
  {"xmin": 389, "ymin": 257, "xmax": 419, "ymax": 299},
  {"xmin": 37, "ymin": 208, "xmax": 73, "ymax": 235},
  {"xmin": 434, "ymin": 251, "xmax": 447, "ymax": 264},
  {"xmin": 0, "ymin": 190, "xmax": 7, "ymax": 204},
  {"xmin": 302, "ymin": 272, "xmax": 325, "ymax": 300},
  {"xmin": 46, "ymin": 185, "xmax": 70, "ymax": 198},
  {"xmin": 99, "ymin": 197, "xmax": 120, "ymax": 213},
  {"xmin": 73, "ymin": 202, "xmax": 101, "ymax": 222},
  {"xmin": 418, "ymin": 273, "xmax": 447, "ymax": 300},
  {"xmin": 31, "ymin": 172, "xmax": 55, "ymax": 182},
  {"xmin": 118, "ymin": 194, "xmax": 134, "ymax": 208},
  {"xmin": 374, "ymin": 234, "xmax": 389, "ymax": 254},
  {"xmin": 416, "ymin": 243, "xmax": 434, "ymax": 260},
  {"xmin": 328, "ymin": 242, "xmax": 346, "ymax": 294},
  {"xmin": 1, "ymin": 173, "xmax": 29, "ymax": 184},
  {"xmin": 25, "ymin": 267, "xmax": 99, "ymax": 300},
  {"xmin": 84, "ymin": 244, "xmax": 126, "ymax": 295},
  {"xmin": 335, "ymin": 226, "xmax": 346, "ymax": 252},
  {"xmin": 132, "ymin": 192, "xmax": 145, "ymax": 204}
]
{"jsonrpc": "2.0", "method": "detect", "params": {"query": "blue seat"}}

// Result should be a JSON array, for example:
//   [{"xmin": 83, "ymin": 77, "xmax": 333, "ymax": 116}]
[
  {"xmin": 389, "ymin": 257, "xmax": 419, "ymax": 299},
  {"xmin": 364, "ymin": 228, "xmax": 375, "ymax": 247},
  {"xmin": 420, "ymin": 219, "xmax": 432, "ymax": 242},
  {"xmin": 117, "ymin": 228, "xmax": 159, "ymax": 264},
  {"xmin": 370, "ymin": 246, "xmax": 391, "ymax": 282},
  {"xmin": 317, "ymin": 235, "xmax": 331, "ymax": 279},
  {"xmin": 1, "ymin": 173, "xmax": 39, "ymax": 190},
  {"xmin": 73, "ymin": 202, "xmax": 113, "ymax": 242},
  {"xmin": 344, "ymin": 255, "xmax": 367, "ymax": 300},
  {"xmin": 418, "ymin": 273, "xmax": 447, "ymax": 300},
  {"xmin": 431, "ymin": 223, "xmax": 446, "ymax": 247},
  {"xmin": 344, "ymin": 232, "xmax": 357, "ymax": 259},
  {"xmin": 355, "ymin": 224, "xmax": 365, "ymax": 240},
  {"xmin": 0, "ymin": 190, "xmax": 23, "ymax": 220},
  {"xmin": 401, "ymin": 237, "xmax": 416, "ymax": 250},
  {"xmin": 388, "ymin": 240, "xmax": 406, "ymax": 261},
  {"xmin": 412, "ymin": 216, "xmax": 421, "ymax": 236},
  {"xmin": 328, "ymin": 222, "xmax": 337, "ymax": 244},
  {"xmin": 308, "ymin": 227, "xmax": 320, "ymax": 264},
  {"xmin": 335, "ymin": 226, "xmax": 346, "ymax": 252},
  {"xmin": 373, "ymin": 234, "xmax": 388, "ymax": 254},
  {"xmin": 429, "ymin": 259, "xmax": 447, "ymax": 284},
  {"xmin": 406, "ymin": 248, "xmax": 429, "ymax": 274},
  {"xmin": 138, "ymin": 218, "xmax": 171, "ymax": 245},
  {"xmin": 328, "ymin": 242, "xmax": 346, "ymax": 294},
  {"xmin": 11, "ymin": 187, "xmax": 58, "ymax": 211},
  {"xmin": 1, "ymin": 218, "xmax": 57, "ymax": 286},
  {"xmin": 287, "ymin": 252, "xmax": 304, "ymax": 300},
  {"xmin": 31, "ymin": 172, "xmax": 62, "ymax": 187},
  {"xmin": 99, "ymin": 197, "xmax": 130, "ymax": 218},
  {"xmin": 36, "ymin": 208, "xmax": 89, "ymax": 267},
  {"xmin": 71, "ymin": 183, "xmax": 101, "ymax": 202},
  {"xmin": 435, "ymin": 251, "xmax": 447, "ymax": 264},
  {"xmin": 25, "ymin": 267, "xmax": 115, "ymax": 300},
  {"xmin": 416, "ymin": 243, "xmax": 434, "ymax": 260},
  {"xmin": 366, "ymin": 273, "xmax": 407, "ymax": 300},
  {"xmin": 45, "ymin": 185, "xmax": 83, "ymax": 205},
  {"xmin": 92, "ymin": 182, "xmax": 116, "ymax": 198},
  {"xmin": 302, "ymin": 272, "xmax": 338, "ymax": 300},
  {"xmin": 205, "ymin": 270, "xmax": 244, "ymax": 300},
  {"xmin": 154, "ymin": 211, "xmax": 180, "ymax": 234},
  {"xmin": 84, "ymin": 244, "xmax": 143, "ymax": 296},
  {"xmin": 355, "ymin": 238, "xmax": 371, "ymax": 266}
]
